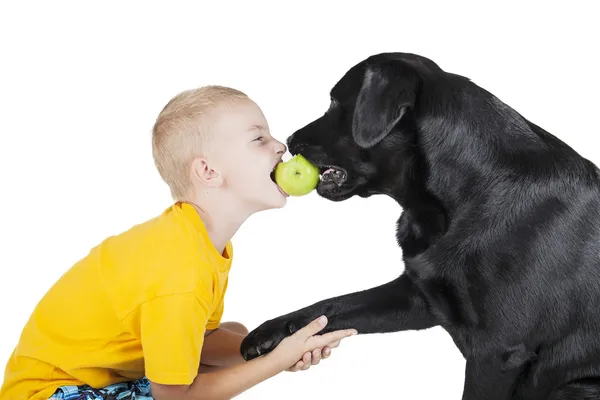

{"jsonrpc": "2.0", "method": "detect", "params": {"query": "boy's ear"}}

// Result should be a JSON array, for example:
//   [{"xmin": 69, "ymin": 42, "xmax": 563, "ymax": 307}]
[{"xmin": 190, "ymin": 157, "xmax": 223, "ymax": 188}]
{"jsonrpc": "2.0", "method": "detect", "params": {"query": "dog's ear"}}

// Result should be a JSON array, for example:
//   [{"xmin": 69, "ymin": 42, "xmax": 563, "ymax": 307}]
[{"xmin": 352, "ymin": 61, "xmax": 419, "ymax": 148}]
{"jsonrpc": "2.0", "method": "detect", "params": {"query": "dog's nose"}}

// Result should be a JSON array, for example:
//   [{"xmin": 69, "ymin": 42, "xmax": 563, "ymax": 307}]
[
  {"xmin": 286, "ymin": 136, "xmax": 296, "ymax": 152},
  {"xmin": 288, "ymin": 141, "xmax": 306, "ymax": 155}
]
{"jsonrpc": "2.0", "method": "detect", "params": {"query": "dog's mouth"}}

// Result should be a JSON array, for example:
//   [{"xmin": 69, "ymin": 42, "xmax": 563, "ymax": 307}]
[
  {"xmin": 269, "ymin": 162, "xmax": 348, "ymax": 189},
  {"xmin": 318, "ymin": 166, "xmax": 348, "ymax": 187}
]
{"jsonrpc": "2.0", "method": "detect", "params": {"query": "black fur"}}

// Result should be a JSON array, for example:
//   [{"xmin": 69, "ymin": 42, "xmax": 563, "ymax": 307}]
[{"xmin": 240, "ymin": 52, "xmax": 600, "ymax": 399}]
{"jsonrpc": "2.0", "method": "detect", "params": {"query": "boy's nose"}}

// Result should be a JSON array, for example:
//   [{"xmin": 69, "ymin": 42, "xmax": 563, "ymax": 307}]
[{"xmin": 275, "ymin": 141, "xmax": 287, "ymax": 156}]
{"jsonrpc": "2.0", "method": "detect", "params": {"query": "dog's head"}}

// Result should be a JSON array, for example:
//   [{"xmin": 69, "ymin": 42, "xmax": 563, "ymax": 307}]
[{"xmin": 286, "ymin": 52, "xmax": 448, "ymax": 203}]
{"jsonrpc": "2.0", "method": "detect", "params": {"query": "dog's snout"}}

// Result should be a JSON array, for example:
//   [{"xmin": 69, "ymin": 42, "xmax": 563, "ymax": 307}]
[{"xmin": 287, "ymin": 140, "xmax": 306, "ymax": 156}]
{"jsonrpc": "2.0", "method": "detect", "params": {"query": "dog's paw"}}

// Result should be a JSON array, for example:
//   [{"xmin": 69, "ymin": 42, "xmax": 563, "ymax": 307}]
[{"xmin": 240, "ymin": 317, "xmax": 302, "ymax": 361}]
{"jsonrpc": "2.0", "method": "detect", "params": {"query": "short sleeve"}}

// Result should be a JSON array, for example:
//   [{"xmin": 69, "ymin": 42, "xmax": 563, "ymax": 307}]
[
  {"xmin": 206, "ymin": 277, "xmax": 228, "ymax": 330},
  {"xmin": 134, "ymin": 293, "xmax": 210, "ymax": 385},
  {"xmin": 206, "ymin": 296, "xmax": 224, "ymax": 330}
]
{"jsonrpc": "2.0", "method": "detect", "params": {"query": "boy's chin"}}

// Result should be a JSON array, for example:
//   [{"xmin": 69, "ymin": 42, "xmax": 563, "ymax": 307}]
[
  {"xmin": 260, "ymin": 191, "xmax": 288, "ymax": 210},
  {"xmin": 267, "ymin": 195, "xmax": 288, "ymax": 209},
  {"xmin": 247, "ymin": 193, "xmax": 287, "ymax": 214}
]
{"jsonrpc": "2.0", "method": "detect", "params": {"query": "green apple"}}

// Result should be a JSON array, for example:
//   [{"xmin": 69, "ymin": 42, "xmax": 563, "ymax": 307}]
[{"xmin": 274, "ymin": 154, "xmax": 320, "ymax": 196}]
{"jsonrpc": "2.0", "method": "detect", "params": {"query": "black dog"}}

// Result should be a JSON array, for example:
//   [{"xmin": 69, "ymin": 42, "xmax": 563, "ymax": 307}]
[{"xmin": 240, "ymin": 53, "xmax": 600, "ymax": 399}]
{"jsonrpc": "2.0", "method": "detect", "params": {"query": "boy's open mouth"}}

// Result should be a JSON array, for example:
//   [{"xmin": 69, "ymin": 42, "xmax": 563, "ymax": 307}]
[{"xmin": 270, "ymin": 164, "xmax": 289, "ymax": 197}]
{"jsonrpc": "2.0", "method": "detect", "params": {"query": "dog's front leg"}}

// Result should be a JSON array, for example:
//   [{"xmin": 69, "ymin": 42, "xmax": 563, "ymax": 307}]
[
  {"xmin": 240, "ymin": 274, "xmax": 437, "ymax": 360},
  {"xmin": 462, "ymin": 353, "xmax": 526, "ymax": 400}
]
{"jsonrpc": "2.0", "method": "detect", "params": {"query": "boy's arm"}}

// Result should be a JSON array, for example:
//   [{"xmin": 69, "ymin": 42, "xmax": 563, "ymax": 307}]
[
  {"xmin": 151, "ymin": 351, "xmax": 286, "ymax": 400},
  {"xmin": 130, "ymin": 292, "xmax": 283, "ymax": 399},
  {"xmin": 201, "ymin": 325, "xmax": 342, "ymax": 373},
  {"xmin": 200, "ymin": 292, "xmax": 246, "ymax": 368},
  {"xmin": 200, "ymin": 327, "xmax": 246, "ymax": 368},
  {"xmin": 151, "ymin": 316, "xmax": 357, "ymax": 400}
]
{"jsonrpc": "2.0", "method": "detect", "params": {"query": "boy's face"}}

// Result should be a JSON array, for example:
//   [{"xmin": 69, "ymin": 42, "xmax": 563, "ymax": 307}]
[{"xmin": 210, "ymin": 99, "xmax": 288, "ymax": 211}]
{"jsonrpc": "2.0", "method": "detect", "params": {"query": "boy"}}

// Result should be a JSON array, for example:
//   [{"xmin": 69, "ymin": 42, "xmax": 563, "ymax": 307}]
[{"xmin": 0, "ymin": 86, "xmax": 357, "ymax": 400}]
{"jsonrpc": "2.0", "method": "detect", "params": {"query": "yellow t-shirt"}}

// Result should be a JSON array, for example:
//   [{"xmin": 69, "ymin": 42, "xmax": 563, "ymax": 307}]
[{"xmin": 0, "ymin": 202, "xmax": 233, "ymax": 400}]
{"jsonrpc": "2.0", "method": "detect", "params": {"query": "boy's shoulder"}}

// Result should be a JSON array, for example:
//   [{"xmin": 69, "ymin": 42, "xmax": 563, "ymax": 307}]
[
  {"xmin": 107, "ymin": 202, "xmax": 216, "ymax": 248},
  {"xmin": 99, "ymin": 203, "xmax": 197, "ymax": 259},
  {"xmin": 95, "ymin": 202, "xmax": 227, "ymax": 308}
]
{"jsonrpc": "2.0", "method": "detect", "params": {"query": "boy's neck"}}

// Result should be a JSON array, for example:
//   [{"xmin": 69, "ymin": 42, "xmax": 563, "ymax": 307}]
[{"xmin": 185, "ymin": 196, "xmax": 248, "ymax": 256}]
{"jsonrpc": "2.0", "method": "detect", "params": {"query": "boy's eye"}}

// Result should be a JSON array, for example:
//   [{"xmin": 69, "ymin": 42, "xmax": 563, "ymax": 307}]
[{"xmin": 253, "ymin": 136, "xmax": 264, "ymax": 142}]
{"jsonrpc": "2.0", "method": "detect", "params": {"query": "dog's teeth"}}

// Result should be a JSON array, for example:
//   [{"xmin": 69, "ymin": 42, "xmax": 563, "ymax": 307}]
[{"xmin": 334, "ymin": 170, "xmax": 347, "ymax": 180}]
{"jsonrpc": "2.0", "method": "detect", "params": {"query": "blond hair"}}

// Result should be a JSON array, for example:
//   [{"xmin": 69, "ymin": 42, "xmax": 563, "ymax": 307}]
[{"xmin": 152, "ymin": 85, "xmax": 249, "ymax": 200}]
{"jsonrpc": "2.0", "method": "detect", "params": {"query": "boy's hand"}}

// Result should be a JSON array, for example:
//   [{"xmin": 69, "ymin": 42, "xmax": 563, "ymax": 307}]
[
  {"xmin": 268, "ymin": 315, "xmax": 356, "ymax": 371},
  {"xmin": 286, "ymin": 339, "xmax": 341, "ymax": 372}
]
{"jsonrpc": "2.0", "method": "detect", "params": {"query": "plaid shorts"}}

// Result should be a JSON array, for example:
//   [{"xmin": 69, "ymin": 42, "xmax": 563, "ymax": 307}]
[{"xmin": 48, "ymin": 376, "xmax": 153, "ymax": 399}]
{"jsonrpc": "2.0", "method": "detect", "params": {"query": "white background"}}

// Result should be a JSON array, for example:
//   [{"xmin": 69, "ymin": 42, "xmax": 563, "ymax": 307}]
[{"xmin": 1, "ymin": 1, "xmax": 598, "ymax": 399}]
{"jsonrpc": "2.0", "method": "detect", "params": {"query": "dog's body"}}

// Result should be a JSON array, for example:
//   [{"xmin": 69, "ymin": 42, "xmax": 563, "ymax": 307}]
[{"xmin": 241, "ymin": 53, "xmax": 600, "ymax": 399}]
